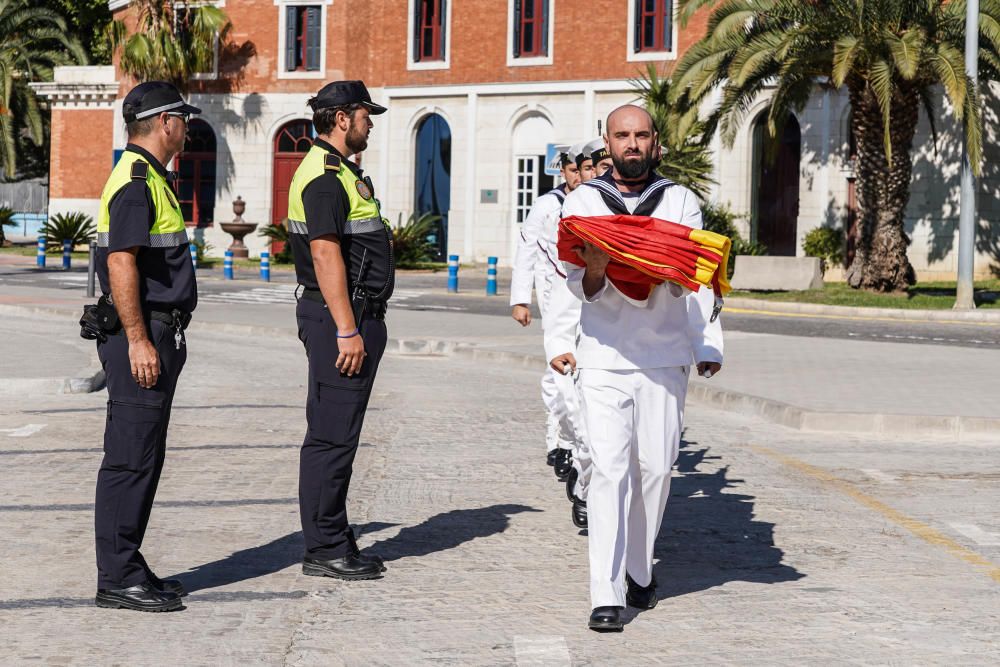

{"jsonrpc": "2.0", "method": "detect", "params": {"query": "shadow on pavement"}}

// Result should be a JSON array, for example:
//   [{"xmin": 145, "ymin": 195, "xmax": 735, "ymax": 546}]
[
  {"xmin": 174, "ymin": 521, "xmax": 399, "ymax": 593},
  {"xmin": 368, "ymin": 504, "xmax": 541, "ymax": 563},
  {"xmin": 626, "ymin": 435, "xmax": 804, "ymax": 622}
]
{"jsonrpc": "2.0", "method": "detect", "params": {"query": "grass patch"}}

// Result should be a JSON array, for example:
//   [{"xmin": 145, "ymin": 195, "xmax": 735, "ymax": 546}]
[
  {"xmin": 397, "ymin": 262, "xmax": 448, "ymax": 271},
  {"xmin": 731, "ymin": 280, "xmax": 1000, "ymax": 310}
]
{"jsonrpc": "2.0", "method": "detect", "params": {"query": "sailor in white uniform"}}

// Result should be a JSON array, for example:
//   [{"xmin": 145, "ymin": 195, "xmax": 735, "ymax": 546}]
[
  {"xmin": 546, "ymin": 105, "xmax": 723, "ymax": 632},
  {"xmin": 509, "ymin": 144, "xmax": 583, "ymax": 478}
]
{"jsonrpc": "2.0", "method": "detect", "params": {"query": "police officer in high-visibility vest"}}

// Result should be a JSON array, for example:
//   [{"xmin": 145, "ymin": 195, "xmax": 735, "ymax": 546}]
[
  {"xmin": 287, "ymin": 81, "xmax": 394, "ymax": 581},
  {"xmin": 91, "ymin": 82, "xmax": 199, "ymax": 612}
]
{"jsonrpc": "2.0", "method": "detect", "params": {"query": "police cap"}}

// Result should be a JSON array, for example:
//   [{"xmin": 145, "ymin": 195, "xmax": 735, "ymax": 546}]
[
  {"xmin": 122, "ymin": 81, "xmax": 201, "ymax": 123},
  {"xmin": 308, "ymin": 80, "xmax": 387, "ymax": 115}
]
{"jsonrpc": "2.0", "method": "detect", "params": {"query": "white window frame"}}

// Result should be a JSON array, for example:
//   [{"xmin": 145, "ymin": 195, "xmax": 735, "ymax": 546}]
[
  {"xmin": 407, "ymin": 0, "xmax": 452, "ymax": 71},
  {"xmin": 513, "ymin": 155, "xmax": 539, "ymax": 224},
  {"xmin": 275, "ymin": 0, "xmax": 332, "ymax": 80},
  {"xmin": 173, "ymin": 2, "xmax": 223, "ymax": 80},
  {"xmin": 626, "ymin": 0, "xmax": 679, "ymax": 63},
  {"xmin": 507, "ymin": 0, "xmax": 555, "ymax": 68}
]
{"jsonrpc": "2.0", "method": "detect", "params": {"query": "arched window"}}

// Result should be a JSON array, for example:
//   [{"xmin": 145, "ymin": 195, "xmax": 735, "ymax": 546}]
[
  {"xmin": 176, "ymin": 119, "xmax": 217, "ymax": 227},
  {"xmin": 414, "ymin": 113, "xmax": 451, "ymax": 260}
]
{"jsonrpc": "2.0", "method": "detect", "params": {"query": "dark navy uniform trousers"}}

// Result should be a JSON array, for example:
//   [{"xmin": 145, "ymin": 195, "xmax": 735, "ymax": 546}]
[
  {"xmin": 95, "ymin": 319, "xmax": 186, "ymax": 589},
  {"xmin": 296, "ymin": 297, "xmax": 387, "ymax": 560}
]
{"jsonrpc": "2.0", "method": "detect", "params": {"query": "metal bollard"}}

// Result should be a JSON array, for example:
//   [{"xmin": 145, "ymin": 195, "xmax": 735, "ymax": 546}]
[
  {"xmin": 224, "ymin": 249, "xmax": 234, "ymax": 280},
  {"xmin": 189, "ymin": 242, "xmax": 198, "ymax": 269},
  {"xmin": 62, "ymin": 240, "xmax": 72, "ymax": 270},
  {"xmin": 87, "ymin": 241, "xmax": 97, "ymax": 297},
  {"xmin": 486, "ymin": 256, "xmax": 498, "ymax": 296},
  {"xmin": 260, "ymin": 251, "xmax": 270, "ymax": 282},
  {"xmin": 36, "ymin": 236, "xmax": 46, "ymax": 267},
  {"xmin": 447, "ymin": 254, "xmax": 459, "ymax": 293}
]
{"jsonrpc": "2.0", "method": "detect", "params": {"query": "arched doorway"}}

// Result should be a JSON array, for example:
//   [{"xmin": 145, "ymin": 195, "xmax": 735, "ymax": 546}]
[
  {"xmin": 751, "ymin": 112, "xmax": 800, "ymax": 256},
  {"xmin": 413, "ymin": 113, "xmax": 451, "ymax": 261},
  {"xmin": 176, "ymin": 119, "xmax": 216, "ymax": 227},
  {"xmin": 271, "ymin": 119, "xmax": 314, "ymax": 254}
]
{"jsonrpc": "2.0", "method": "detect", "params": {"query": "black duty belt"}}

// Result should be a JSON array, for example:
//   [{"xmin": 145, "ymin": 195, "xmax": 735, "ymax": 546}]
[{"xmin": 299, "ymin": 287, "xmax": 387, "ymax": 321}]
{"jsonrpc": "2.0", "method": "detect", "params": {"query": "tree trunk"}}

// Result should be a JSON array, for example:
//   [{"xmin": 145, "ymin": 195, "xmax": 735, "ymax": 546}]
[{"xmin": 845, "ymin": 83, "xmax": 918, "ymax": 292}]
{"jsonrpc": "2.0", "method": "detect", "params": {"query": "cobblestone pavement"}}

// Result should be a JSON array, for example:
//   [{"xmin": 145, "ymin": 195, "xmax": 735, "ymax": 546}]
[{"xmin": 1, "ymin": 319, "xmax": 998, "ymax": 665}]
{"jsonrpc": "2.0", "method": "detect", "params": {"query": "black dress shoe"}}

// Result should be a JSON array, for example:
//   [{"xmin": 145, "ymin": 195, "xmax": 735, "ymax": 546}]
[
  {"xmin": 95, "ymin": 583, "xmax": 182, "ymax": 612},
  {"xmin": 554, "ymin": 449, "xmax": 573, "ymax": 481},
  {"xmin": 626, "ymin": 573, "xmax": 658, "ymax": 609},
  {"xmin": 588, "ymin": 606, "xmax": 624, "ymax": 632},
  {"xmin": 565, "ymin": 467, "xmax": 579, "ymax": 502},
  {"xmin": 302, "ymin": 554, "xmax": 382, "ymax": 580},
  {"xmin": 571, "ymin": 497, "xmax": 588, "ymax": 529},
  {"xmin": 148, "ymin": 573, "xmax": 187, "ymax": 597},
  {"xmin": 347, "ymin": 527, "xmax": 387, "ymax": 572},
  {"xmin": 546, "ymin": 450, "xmax": 558, "ymax": 467}
]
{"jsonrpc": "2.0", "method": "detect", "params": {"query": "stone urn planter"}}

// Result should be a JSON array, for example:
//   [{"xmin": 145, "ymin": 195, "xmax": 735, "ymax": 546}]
[{"xmin": 219, "ymin": 196, "xmax": 257, "ymax": 259}]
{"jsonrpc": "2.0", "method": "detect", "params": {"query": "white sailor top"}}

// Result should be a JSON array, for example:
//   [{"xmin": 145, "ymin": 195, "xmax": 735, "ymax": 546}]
[{"xmin": 509, "ymin": 185, "xmax": 567, "ymax": 312}]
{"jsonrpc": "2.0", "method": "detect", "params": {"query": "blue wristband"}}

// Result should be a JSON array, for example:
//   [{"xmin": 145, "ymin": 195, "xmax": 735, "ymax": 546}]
[{"xmin": 336, "ymin": 328, "xmax": 359, "ymax": 339}]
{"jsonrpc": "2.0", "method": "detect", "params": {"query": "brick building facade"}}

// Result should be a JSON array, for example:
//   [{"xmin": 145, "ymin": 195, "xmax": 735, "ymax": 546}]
[{"xmin": 33, "ymin": 1, "xmax": 1000, "ymax": 276}]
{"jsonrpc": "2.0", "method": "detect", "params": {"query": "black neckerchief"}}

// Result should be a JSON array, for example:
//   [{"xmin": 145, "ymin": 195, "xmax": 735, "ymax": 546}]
[{"xmin": 582, "ymin": 169, "xmax": 674, "ymax": 216}]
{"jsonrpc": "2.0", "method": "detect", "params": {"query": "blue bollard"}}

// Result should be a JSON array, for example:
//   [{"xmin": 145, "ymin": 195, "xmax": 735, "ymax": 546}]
[
  {"xmin": 189, "ymin": 242, "xmax": 198, "ymax": 269},
  {"xmin": 447, "ymin": 254, "xmax": 459, "ymax": 293},
  {"xmin": 36, "ymin": 236, "xmax": 46, "ymax": 267},
  {"xmin": 62, "ymin": 240, "xmax": 72, "ymax": 270},
  {"xmin": 224, "ymin": 249, "xmax": 234, "ymax": 280},
  {"xmin": 260, "ymin": 251, "xmax": 270, "ymax": 282},
  {"xmin": 486, "ymin": 256, "xmax": 498, "ymax": 296}
]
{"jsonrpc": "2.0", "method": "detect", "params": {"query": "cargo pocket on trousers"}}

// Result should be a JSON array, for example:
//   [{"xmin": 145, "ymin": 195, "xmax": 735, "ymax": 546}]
[
  {"xmin": 103, "ymin": 398, "xmax": 164, "ymax": 471},
  {"xmin": 307, "ymin": 381, "xmax": 367, "ymax": 446}
]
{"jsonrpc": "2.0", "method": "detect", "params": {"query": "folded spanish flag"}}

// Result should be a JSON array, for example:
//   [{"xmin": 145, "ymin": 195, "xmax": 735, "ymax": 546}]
[{"xmin": 558, "ymin": 214, "xmax": 732, "ymax": 302}]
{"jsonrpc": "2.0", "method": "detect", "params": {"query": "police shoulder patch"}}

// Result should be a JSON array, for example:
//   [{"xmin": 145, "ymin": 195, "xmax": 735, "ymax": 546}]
[
  {"xmin": 355, "ymin": 179, "xmax": 372, "ymax": 200},
  {"xmin": 130, "ymin": 161, "xmax": 149, "ymax": 180},
  {"xmin": 324, "ymin": 154, "xmax": 341, "ymax": 172}
]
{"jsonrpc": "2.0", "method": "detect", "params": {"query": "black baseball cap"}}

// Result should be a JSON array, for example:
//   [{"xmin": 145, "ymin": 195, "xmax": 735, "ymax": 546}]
[
  {"xmin": 122, "ymin": 81, "xmax": 201, "ymax": 122},
  {"xmin": 308, "ymin": 80, "xmax": 387, "ymax": 115}
]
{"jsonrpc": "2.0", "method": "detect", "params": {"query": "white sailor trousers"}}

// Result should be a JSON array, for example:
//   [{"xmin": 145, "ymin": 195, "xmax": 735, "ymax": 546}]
[{"xmin": 578, "ymin": 366, "xmax": 687, "ymax": 608}]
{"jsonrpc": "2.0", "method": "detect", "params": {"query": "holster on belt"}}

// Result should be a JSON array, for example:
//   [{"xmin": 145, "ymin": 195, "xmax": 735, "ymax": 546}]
[{"xmin": 79, "ymin": 295, "xmax": 120, "ymax": 342}]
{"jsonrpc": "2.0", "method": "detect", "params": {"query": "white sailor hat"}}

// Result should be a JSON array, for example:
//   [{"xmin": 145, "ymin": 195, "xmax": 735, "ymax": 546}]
[
  {"xmin": 575, "ymin": 138, "xmax": 605, "ymax": 168},
  {"xmin": 546, "ymin": 144, "xmax": 573, "ymax": 171}
]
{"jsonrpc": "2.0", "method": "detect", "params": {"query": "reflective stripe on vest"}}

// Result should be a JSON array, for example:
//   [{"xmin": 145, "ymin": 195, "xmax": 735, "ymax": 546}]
[
  {"xmin": 96, "ymin": 151, "xmax": 187, "ymax": 248},
  {"xmin": 286, "ymin": 145, "xmax": 384, "ymax": 236}
]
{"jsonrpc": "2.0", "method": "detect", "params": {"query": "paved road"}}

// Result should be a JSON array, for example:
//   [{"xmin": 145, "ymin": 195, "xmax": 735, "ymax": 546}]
[
  {"xmin": 0, "ymin": 314, "xmax": 997, "ymax": 664},
  {"xmin": 4, "ymin": 263, "xmax": 1000, "ymax": 349}
]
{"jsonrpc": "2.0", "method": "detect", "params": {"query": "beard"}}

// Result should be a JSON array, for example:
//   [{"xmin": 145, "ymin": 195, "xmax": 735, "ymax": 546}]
[
  {"xmin": 346, "ymin": 121, "xmax": 369, "ymax": 154},
  {"xmin": 612, "ymin": 151, "xmax": 655, "ymax": 180}
]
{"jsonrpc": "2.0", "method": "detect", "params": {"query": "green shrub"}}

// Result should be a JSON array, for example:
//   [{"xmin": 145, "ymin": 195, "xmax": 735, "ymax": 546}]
[
  {"xmin": 190, "ymin": 237, "xmax": 214, "ymax": 263},
  {"xmin": 392, "ymin": 212, "xmax": 440, "ymax": 266},
  {"xmin": 258, "ymin": 221, "xmax": 293, "ymax": 263},
  {"xmin": 40, "ymin": 212, "xmax": 96, "ymax": 251},
  {"xmin": 701, "ymin": 202, "xmax": 767, "ymax": 279},
  {"xmin": 0, "ymin": 206, "xmax": 14, "ymax": 245},
  {"xmin": 803, "ymin": 226, "xmax": 845, "ymax": 272}
]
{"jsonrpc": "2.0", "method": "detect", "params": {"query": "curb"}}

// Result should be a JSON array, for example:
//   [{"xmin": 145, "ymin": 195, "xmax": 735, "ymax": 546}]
[
  {"xmin": 725, "ymin": 297, "xmax": 1000, "ymax": 324},
  {"xmin": 2, "ymin": 301, "xmax": 995, "ymax": 437},
  {"xmin": 0, "ymin": 368, "xmax": 106, "ymax": 397}
]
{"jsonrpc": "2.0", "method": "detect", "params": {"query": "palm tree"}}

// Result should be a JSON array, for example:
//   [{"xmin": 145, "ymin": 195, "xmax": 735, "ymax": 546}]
[
  {"xmin": 108, "ymin": 0, "xmax": 230, "ymax": 92},
  {"xmin": 671, "ymin": 0, "xmax": 1000, "ymax": 292},
  {"xmin": 0, "ymin": 1, "xmax": 88, "ymax": 179},
  {"xmin": 635, "ymin": 65, "xmax": 716, "ymax": 200}
]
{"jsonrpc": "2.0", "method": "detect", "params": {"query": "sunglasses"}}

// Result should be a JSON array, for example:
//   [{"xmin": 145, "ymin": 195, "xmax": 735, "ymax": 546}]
[{"xmin": 165, "ymin": 112, "xmax": 190, "ymax": 124}]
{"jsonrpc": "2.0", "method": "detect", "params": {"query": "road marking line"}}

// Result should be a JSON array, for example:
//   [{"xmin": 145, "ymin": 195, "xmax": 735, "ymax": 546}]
[
  {"xmin": 513, "ymin": 636, "xmax": 570, "ymax": 667},
  {"xmin": 752, "ymin": 445, "xmax": 1000, "ymax": 584},
  {"xmin": 726, "ymin": 306, "xmax": 1000, "ymax": 328},
  {"xmin": 861, "ymin": 468, "xmax": 898, "ymax": 484},
  {"xmin": 0, "ymin": 424, "xmax": 46, "ymax": 438},
  {"xmin": 949, "ymin": 523, "xmax": 1000, "ymax": 546}
]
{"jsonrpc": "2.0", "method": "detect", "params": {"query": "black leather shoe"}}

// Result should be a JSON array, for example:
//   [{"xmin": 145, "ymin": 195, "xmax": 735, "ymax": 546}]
[
  {"xmin": 588, "ymin": 606, "xmax": 624, "ymax": 632},
  {"xmin": 347, "ymin": 527, "xmax": 387, "ymax": 572},
  {"xmin": 626, "ymin": 573, "xmax": 658, "ymax": 609},
  {"xmin": 302, "ymin": 554, "xmax": 382, "ymax": 580},
  {"xmin": 148, "ymin": 573, "xmax": 186, "ymax": 597},
  {"xmin": 554, "ymin": 449, "xmax": 573, "ymax": 481},
  {"xmin": 95, "ymin": 583, "xmax": 183, "ymax": 612},
  {"xmin": 571, "ymin": 497, "xmax": 588, "ymax": 529},
  {"xmin": 546, "ymin": 450, "xmax": 557, "ymax": 467},
  {"xmin": 565, "ymin": 467, "xmax": 579, "ymax": 502}
]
